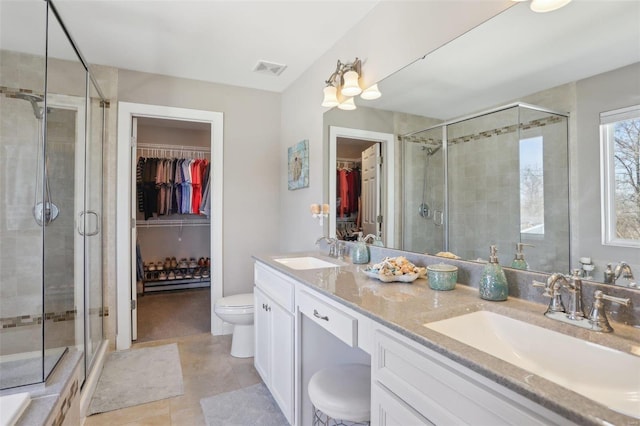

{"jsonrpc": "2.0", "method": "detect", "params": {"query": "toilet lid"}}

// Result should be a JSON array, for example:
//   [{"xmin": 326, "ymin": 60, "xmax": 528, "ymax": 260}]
[{"xmin": 216, "ymin": 293, "xmax": 254, "ymax": 308}]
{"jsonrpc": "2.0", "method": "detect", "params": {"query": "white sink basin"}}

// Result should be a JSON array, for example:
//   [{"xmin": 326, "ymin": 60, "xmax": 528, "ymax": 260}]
[
  {"xmin": 425, "ymin": 311, "xmax": 640, "ymax": 419},
  {"xmin": 273, "ymin": 256, "xmax": 340, "ymax": 270}
]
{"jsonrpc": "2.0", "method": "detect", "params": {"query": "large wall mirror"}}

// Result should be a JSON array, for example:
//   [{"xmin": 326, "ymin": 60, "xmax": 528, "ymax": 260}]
[{"xmin": 323, "ymin": 1, "xmax": 640, "ymax": 286}]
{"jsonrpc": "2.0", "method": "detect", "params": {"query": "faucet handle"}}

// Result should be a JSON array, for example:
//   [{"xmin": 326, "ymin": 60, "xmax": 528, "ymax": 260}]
[
  {"xmin": 532, "ymin": 280, "xmax": 550, "ymax": 296},
  {"xmin": 532, "ymin": 280, "xmax": 555, "ymax": 299},
  {"xmin": 588, "ymin": 290, "xmax": 631, "ymax": 333},
  {"xmin": 595, "ymin": 290, "xmax": 630, "ymax": 307}
]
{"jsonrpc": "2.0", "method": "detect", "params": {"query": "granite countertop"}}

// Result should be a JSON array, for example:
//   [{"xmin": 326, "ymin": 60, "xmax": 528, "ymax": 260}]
[{"xmin": 253, "ymin": 252, "xmax": 640, "ymax": 426}]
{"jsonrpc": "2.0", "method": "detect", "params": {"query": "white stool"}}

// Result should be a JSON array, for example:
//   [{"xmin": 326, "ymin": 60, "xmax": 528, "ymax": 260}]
[{"xmin": 308, "ymin": 364, "xmax": 371, "ymax": 426}]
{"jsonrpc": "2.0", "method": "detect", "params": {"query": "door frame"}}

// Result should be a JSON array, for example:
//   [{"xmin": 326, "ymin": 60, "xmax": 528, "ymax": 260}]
[
  {"xmin": 116, "ymin": 102, "xmax": 224, "ymax": 350},
  {"xmin": 328, "ymin": 126, "xmax": 395, "ymax": 247}
]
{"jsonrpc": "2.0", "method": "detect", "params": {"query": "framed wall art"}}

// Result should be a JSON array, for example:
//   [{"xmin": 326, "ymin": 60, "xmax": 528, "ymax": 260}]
[{"xmin": 288, "ymin": 139, "xmax": 309, "ymax": 190}]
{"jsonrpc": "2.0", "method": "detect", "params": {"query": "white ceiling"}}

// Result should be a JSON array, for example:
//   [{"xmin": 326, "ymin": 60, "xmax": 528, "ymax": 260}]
[{"xmin": 1, "ymin": 0, "xmax": 380, "ymax": 93}]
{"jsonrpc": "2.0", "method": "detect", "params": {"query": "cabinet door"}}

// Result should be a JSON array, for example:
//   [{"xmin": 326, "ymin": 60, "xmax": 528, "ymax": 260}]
[
  {"xmin": 372, "ymin": 383, "xmax": 433, "ymax": 426},
  {"xmin": 254, "ymin": 288, "xmax": 270, "ymax": 382},
  {"xmin": 269, "ymin": 300, "xmax": 294, "ymax": 424}
]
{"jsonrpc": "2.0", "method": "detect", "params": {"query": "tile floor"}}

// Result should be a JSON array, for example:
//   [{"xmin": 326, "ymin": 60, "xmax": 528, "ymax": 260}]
[
  {"xmin": 136, "ymin": 288, "xmax": 211, "ymax": 343},
  {"xmin": 84, "ymin": 333, "xmax": 262, "ymax": 426}
]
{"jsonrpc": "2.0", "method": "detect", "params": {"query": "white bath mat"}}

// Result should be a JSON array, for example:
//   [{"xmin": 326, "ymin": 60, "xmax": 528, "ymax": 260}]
[
  {"xmin": 200, "ymin": 383, "xmax": 287, "ymax": 426},
  {"xmin": 88, "ymin": 343, "xmax": 183, "ymax": 415}
]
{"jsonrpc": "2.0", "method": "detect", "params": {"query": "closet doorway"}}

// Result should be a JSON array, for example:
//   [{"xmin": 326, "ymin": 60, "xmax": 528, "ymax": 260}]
[
  {"xmin": 133, "ymin": 117, "xmax": 212, "ymax": 342},
  {"xmin": 329, "ymin": 127, "xmax": 395, "ymax": 247},
  {"xmin": 335, "ymin": 138, "xmax": 381, "ymax": 240},
  {"xmin": 116, "ymin": 103, "xmax": 224, "ymax": 351}
]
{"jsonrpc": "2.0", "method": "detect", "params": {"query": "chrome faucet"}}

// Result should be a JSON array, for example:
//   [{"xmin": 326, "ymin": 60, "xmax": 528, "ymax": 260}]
[
  {"xmin": 613, "ymin": 262, "xmax": 635, "ymax": 287},
  {"xmin": 534, "ymin": 272, "xmax": 631, "ymax": 333},
  {"xmin": 315, "ymin": 236, "xmax": 338, "ymax": 257}
]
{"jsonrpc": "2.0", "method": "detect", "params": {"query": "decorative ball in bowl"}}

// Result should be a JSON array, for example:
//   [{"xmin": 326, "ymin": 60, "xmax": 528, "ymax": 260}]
[{"xmin": 427, "ymin": 263, "xmax": 458, "ymax": 291}]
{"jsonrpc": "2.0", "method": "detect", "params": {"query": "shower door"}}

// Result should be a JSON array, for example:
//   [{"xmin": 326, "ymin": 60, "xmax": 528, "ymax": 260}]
[{"xmin": 84, "ymin": 81, "xmax": 104, "ymax": 375}]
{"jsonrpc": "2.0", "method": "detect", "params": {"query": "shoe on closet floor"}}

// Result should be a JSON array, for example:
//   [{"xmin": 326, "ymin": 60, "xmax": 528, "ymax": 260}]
[
  {"xmin": 158, "ymin": 271, "xmax": 167, "ymax": 280},
  {"xmin": 168, "ymin": 271, "xmax": 176, "ymax": 280}
]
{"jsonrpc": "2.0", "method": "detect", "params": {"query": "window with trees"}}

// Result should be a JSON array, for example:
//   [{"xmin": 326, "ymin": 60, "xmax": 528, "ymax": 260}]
[
  {"xmin": 601, "ymin": 105, "xmax": 640, "ymax": 247},
  {"xmin": 520, "ymin": 136, "xmax": 544, "ymax": 235}
]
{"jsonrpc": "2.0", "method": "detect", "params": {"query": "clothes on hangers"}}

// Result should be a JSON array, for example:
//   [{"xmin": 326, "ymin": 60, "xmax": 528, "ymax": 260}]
[
  {"xmin": 336, "ymin": 165, "xmax": 361, "ymax": 218},
  {"xmin": 138, "ymin": 155, "xmax": 211, "ymax": 219}
]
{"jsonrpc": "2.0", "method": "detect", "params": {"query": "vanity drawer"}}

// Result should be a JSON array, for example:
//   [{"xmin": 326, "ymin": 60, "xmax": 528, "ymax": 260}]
[
  {"xmin": 254, "ymin": 262, "xmax": 295, "ymax": 313},
  {"xmin": 298, "ymin": 289, "xmax": 357, "ymax": 347}
]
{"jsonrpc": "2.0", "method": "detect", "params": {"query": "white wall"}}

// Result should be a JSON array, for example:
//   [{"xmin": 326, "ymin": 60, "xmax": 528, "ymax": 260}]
[{"xmin": 279, "ymin": 1, "xmax": 513, "ymax": 252}]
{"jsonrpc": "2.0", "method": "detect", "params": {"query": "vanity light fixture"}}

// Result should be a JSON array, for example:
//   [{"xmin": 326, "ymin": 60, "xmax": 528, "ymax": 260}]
[
  {"xmin": 321, "ymin": 57, "xmax": 381, "ymax": 110},
  {"xmin": 511, "ymin": 0, "xmax": 572, "ymax": 13}
]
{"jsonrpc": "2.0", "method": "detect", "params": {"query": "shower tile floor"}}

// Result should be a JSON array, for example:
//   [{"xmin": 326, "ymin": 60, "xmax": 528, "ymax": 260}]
[{"xmin": 84, "ymin": 333, "xmax": 262, "ymax": 425}]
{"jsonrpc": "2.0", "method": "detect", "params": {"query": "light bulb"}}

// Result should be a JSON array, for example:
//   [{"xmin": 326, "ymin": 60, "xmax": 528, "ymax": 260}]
[
  {"xmin": 530, "ymin": 0, "xmax": 571, "ymax": 12},
  {"xmin": 321, "ymin": 85, "xmax": 339, "ymax": 107},
  {"xmin": 360, "ymin": 84, "xmax": 381, "ymax": 100},
  {"xmin": 341, "ymin": 70, "xmax": 362, "ymax": 96},
  {"xmin": 337, "ymin": 97, "xmax": 356, "ymax": 111}
]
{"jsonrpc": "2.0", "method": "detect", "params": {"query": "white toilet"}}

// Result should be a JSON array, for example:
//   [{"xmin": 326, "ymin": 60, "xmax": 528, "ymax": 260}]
[{"xmin": 214, "ymin": 293, "xmax": 254, "ymax": 358}]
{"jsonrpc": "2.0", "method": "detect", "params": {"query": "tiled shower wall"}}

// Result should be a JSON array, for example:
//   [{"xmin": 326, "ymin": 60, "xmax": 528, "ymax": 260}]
[{"xmin": 447, "ymin": 107, "xmax": 570, "ymax": 272}]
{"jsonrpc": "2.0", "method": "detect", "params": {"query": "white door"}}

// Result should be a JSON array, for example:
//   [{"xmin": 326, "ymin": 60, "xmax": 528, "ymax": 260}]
[
  {"xmin": 269, "ymin": 301, "xmax": 294, "ymax": 424},
  {"xmin": 362, "ymin": 144, "xmax": 381, "ymax": 238},
  {"xmin": 130, "ymin": 117, "xmax": 138, "ymax": 340},
  {"xmin": 254, "ymin": 288, "xmax": 270, "ymax": 381}
]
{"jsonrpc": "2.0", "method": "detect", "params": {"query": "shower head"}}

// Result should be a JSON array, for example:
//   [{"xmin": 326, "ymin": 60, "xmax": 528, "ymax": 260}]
[
  {"xmin": 13, "ymin": 92, "xmax": 45, "ymax": 119},
  {"xmin": 421, "ymin": 144, "xmax": 441, "ymax": 156}
]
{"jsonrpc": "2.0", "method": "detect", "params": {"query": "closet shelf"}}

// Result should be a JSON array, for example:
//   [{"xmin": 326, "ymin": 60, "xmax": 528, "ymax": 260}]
[
  {"xmin": 136, "ymin": 218, "xmax": 210, "ymax": 227},
  {"xmin": 143, "ymin": 278, "xmax": 210, "ymax": 293}
]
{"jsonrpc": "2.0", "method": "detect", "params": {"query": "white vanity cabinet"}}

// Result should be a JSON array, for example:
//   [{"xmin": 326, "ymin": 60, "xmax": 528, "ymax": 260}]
[
  {"xmin": 371, "ymin": 328, "xmax": 576, "ymax": 426},
  {"xmin": 254, "ymin": 262, "xmax": 295, "ymax": 424}
]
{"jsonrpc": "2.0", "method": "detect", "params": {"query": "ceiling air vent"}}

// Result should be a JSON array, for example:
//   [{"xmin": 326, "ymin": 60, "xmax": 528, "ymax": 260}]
[{"xmin": 253, "ymin": 60, "xmax": 287, "ymax": 76}]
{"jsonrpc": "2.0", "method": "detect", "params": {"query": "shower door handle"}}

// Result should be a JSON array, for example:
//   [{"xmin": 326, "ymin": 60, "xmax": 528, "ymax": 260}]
[
  {"xmin": 78, "ymin": 211, "xmax": 100, "ymax": 236},
  {"xmin": 434, "ymin": 210, "xmax": 444, "ymax": 227}
]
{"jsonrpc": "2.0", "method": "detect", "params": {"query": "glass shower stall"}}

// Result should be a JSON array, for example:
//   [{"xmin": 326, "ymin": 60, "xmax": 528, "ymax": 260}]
[
  {"xmin": 402, "ymin": 103, "xmax": 569, "ymax": 272},
  {"xmin": 0, "ymin": 0, "xmax": 105, "ymax": 389}
]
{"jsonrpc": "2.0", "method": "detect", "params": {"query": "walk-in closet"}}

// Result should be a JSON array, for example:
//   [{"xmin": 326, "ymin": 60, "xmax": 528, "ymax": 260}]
[
  {"xmin": 335, "ymin": 138, "xmax": 380, "ymax": 241},
  {"xmin": 133, "ymin": 117, "xmax": 212, "ymax": 342}
]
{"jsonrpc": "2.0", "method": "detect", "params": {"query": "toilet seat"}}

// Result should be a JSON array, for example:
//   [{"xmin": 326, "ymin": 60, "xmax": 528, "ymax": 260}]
[{"xmin": 215, "ymin": 293, "xmax": 254, "ymax": 315}]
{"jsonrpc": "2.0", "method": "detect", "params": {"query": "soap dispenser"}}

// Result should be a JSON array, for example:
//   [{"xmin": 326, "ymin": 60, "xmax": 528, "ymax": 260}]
[
  {"xmin": 511, "ymin": 243, "xmax": 533, "ymax": 270},
  {"xmin": 479, "ymin": 245, "xmax": 509, "ymax": 301},
  {"xmin": 351, "ymin": 232, "xmax": 370, "ymax": 264}
]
